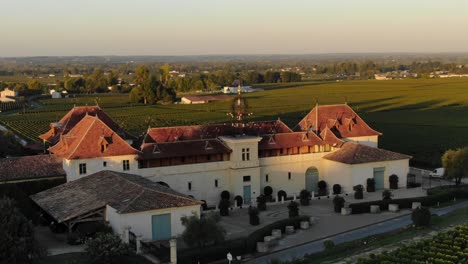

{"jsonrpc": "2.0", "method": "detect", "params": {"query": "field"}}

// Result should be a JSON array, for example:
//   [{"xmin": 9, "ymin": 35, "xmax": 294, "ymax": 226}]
[
  {"xmin": 1, "ymin": 78, "xmax": 467, "ymax": 167},
  {"xmin": 355, "ymin": 225, "xmax": 468, "ymax": 264}
]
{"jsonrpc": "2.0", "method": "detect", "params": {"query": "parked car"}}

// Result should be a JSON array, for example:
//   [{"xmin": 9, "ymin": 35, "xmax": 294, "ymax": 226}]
[{"xmin": 429, "ymin": 168, "xmax": 445, "ymax": 178}]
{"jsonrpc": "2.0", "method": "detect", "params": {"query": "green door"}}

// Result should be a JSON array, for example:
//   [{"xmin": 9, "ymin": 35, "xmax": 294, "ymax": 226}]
[
  {"xmin": 243, "ymin": 185, "xmax": 251, "ymax": 204},
  {"xmin": 152, "ymin": 214, "xmax": 171, "ymax": 241},
  {"xmin": 373, "ymin": 167, "xmax": 385, "ymax": 190},
  {"xmin": 305, "ymin": 167, "xmax": 319, "ymax": 193}
]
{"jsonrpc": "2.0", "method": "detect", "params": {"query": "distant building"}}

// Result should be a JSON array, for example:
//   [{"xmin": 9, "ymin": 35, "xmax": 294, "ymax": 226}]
[
  {"xmin": 50, "ymin": 89, "xmax": 61, "ymax": 99},
  {"xmin": 374, "ymin": 74, "xmax": 392, "ymax": 80},
  {"xmin": 181, "ymin": 95, "xmax": 231, "ymax": 104},
  {"xmin": 223, "ymin": 86, "xmax": 264, "ymax": 94},
  {"xmin": 0, "ymin": 88, "xmax": 18, "ymax": 102}
]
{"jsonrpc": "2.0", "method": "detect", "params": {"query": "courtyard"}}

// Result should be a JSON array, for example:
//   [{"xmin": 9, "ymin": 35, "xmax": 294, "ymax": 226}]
[{"xmin": 217, "ymin": 187, "xmax": 427, "ymax": 246}]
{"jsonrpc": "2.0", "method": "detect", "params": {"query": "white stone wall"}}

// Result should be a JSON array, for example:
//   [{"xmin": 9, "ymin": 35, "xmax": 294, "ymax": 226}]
[
  {"xmin": 321, "ymin": 159, "xmax": 354, "ymax": 193},
  {"xmin": 259, "ymin": 152, "xmax": 327, "ymax": 197},
  {"xmin": 350, "ymin": 159, "xmax": 409, "ymax": 189},
  {"xmin": 343, "ymin": 136, "xmax": 379, "ymax": 148},
  {"xmin": 107, "ymin": 204, "xmax": 201, "ymax": 241},
  {"xmin": 139, "ymin": 161, "xmax": 231, "ymax": 205},
  {"xmin": 64, "ymin": 154, "xmax": 139, "ymax": 181}
]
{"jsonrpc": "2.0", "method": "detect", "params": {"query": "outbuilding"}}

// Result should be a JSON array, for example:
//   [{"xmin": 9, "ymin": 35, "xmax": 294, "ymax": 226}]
[{"xmin": 31, "ymin": 170, "xmax": 201, "ymax": 241}]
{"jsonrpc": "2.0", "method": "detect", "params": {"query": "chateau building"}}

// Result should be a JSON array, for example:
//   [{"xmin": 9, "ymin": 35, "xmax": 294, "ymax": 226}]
[{"xmin": 39, "ymin": 104, "xmax": 411, "ymax": 207}]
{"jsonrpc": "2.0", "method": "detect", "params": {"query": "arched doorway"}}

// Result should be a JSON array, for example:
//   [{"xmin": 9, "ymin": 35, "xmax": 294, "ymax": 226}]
[{"xmin": 305, "ymin": 167, "xmax": 319, "ymax": 193}]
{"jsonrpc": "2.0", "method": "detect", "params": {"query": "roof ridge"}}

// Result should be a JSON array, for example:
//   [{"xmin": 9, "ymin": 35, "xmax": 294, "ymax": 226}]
[
  {"xmin": 117, "ymin": 189, "xmax": 145, "ymax": 213},
  {"xmin": 66, "ymin": 116, "xmax": 97, "ymax": 159},
  {"xmin": 117, "ymin": 172, "xmax": 199, "ymax": 204}
]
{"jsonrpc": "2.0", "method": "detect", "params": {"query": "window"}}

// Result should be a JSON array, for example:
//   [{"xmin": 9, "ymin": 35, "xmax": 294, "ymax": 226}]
[
  {"xmin": 288, "ymin": 172, "xmax": 292, "ymax": 180},
  {"xmin": 103, "ymin": 161, "xmax": 107, "ymax": 167},
  {"xmin": 325, "ymin": 144, "xmax": 331, "ymax": 152},
  {"xmin": 188, "ymin": 182, "xmax": 192, "ymax": 191},
  {"xmin": 79, "ymin": 163, "xmax": 87, "ymax": 175},
  {"xmin": 243, "ymin": 176, "xmax": 251, "ymax": 182},
  {"xmin": 265, "ymin": 174, "xmax": 269, "ymax": 182},
  {"xmin": 242, "ymin": 148, "xmax": 250, "ymax": 161},
  {"xmin": 207, "ymin": 155, "xmax": 211, "ymax": 161},
  {"xmin": 123, "ymin": 160, "xmax": 130, "ymax": 171},
  {"xmin": 215, "ymin": 179, "xmax": 218, "ymax": 188}
]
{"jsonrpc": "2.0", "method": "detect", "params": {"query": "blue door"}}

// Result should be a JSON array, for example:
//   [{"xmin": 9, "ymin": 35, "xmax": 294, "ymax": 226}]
[
  {"xmin": 243, "ymin": 185, "xmax": 251, "ymax": 204},
  {"xmin": 305, "ymin": 167, "xmax": 319, "ymax": 193},
  {"xmin": 373, "ymin": 167, "xmax": 385, "ymax": 190},
  {"xmin": 152, "ymin": 214, "xmax": 171, "ymax": 241}
]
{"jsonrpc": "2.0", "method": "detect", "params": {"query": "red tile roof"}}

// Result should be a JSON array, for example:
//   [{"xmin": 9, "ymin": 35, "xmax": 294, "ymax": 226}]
[
  {"xmin": 31, "ymin": 171, "xmax": 201, "ymax": 223},
  {"xmin": 259, "ymin": 132, "xmax": 327, "ymax": 150},
  {"xmin": 0, "ymin": 155, "xmax": 65, "ymax": 182},
  {"xmin": 48, "ymin": 115, "xmax": 139, "ymax": 159},
  {"xmin": 323, "ymin": 142, "xmax": 411, "ymax": 164},
  {"xmin": 294, "ymin": 104, "xmax": 381, "ymax": 138},
  {"xmin": 39, "ymin": 106, "xmax": 127, "ymax": 144},
  {"xmin": 145, "ymin": 120, "xmax": 293, "ymax": 143},
  {"xmin": 140, "ymin": 139, "xmax": 231, "ymax": 160}
]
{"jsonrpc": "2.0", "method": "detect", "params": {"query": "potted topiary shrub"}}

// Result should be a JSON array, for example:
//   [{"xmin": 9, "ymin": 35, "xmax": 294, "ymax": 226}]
[
  {"xmin": 389, "ymin": 174, "xmax": 399, "ymax": 189},
  {"xmin": 264, "ymin": 186, "xmax": 273, "ymax": 201},
  {"xmin": 366, "ymin": 178, "xmax": 376, "ymax": 192},
  {"xmin": 220, "ymin": 190, "xmax": 230, "ymax": 200},
  {"xmin": 287, "ymin": 201, "xmax": 299, "ymax": 218},
  {"xmin": 333, "ymin": 195, "xmax": 345, "ymax": 213},
  {"xmin": 277, "ymin": 190, "xmax": 287, "ymax": 202},
  {"xmin": 411, "ymin": 207, "xmax": 431, "ymax": 227},
  {"xmin": 354, "ymin": 184, "xmax": 364, "ymax": 199},
  {"xmin": 332, "ymin": 184, "xmax": 341, "ymax": 195},
  {"xmin": 318, "ymin": 180, "xmax": 327, "ymax": 196},
  {"xmin": 218, "ymin": 199, "xmax": 230, "ymax": 216},
  {"xmin": 382, "ymin": 189, "xmax": 393, "ymax": 200},
  {"xmin": 299, "ymin": 189, "xmax": 311, "ymax": 206},
  {"xmin": 248, "ymin": 206, "xmax": 260, "ymax": 226},
  {"xmin": 256, "ymin": 195, "xmax": 267, "ymax": 211}
]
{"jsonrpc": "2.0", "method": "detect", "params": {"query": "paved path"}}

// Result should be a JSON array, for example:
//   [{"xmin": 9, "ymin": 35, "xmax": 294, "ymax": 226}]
[{"xmin": 245, "ymin": 200, "xmax": 468, "ymax": 264}]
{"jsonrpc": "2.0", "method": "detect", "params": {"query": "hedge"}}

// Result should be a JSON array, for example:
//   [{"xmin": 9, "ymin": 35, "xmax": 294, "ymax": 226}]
[
  {"xmin": 177, "ymin": 215, "xmax": 310, "ymax": 263},
  {"xmin": 349, "ymin": 185, "xmax": 468, "ymax": 214}
]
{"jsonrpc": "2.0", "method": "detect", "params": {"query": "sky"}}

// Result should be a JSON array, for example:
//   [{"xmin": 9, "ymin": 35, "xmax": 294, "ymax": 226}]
[{"xmin": 1, "ymin": 0, "xmax": 468, "ymax": 56}]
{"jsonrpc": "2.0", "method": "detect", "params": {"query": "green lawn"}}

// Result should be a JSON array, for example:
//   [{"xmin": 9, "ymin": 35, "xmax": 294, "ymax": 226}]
[{"xmin": 1, "ymin": 78, "xmax": 468, "ymax": 166}]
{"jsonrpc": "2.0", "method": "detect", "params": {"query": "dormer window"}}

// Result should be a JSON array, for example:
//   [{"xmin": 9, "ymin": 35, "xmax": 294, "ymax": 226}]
[
  {"xmin": 101, "ymin": 143, "xmax": 107, "ymax": 153},
  {"xmin": 205, "ymin": 141, "xmax": 213, "ymax": 150},
  {"xmin": 99, "ymin": 136, "xmax": 110, "ymax": 153}
]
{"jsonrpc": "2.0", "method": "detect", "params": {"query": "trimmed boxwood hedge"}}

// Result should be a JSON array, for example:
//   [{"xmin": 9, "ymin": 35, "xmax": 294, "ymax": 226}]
[
  {"xmin": 349, "ymin": 185, "xmax": 468, "ymax": 214},
  {"xmin": 177, "ymin": 215, "xmax": 310, "ymax": 263}
]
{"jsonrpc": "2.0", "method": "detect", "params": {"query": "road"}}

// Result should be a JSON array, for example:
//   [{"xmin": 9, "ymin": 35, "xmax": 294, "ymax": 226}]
[{"xmin": 246, "ymin": 200, "xmax": 468, "ymax": 264}]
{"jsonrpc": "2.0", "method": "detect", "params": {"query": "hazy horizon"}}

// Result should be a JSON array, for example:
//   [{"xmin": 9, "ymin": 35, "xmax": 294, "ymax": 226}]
[{"xmin": 1, "ymin": 0, "xmax": 468, "ymax": 57}]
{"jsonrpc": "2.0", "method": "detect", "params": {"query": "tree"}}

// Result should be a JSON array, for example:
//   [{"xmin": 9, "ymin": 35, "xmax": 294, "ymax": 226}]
[
  {"xmin": 442, "ymin": 147, "xmax": 468, "ymax": 185},
  {"xmin": 85, "ymin": 232, "xmax": 133, "ymax": 263},
  {"xmin": 180, "ymin": 212, "xmax": 225, "ymax": 249},
  {"xmin": 0, "ymin": 131, "xmax": 24, "ymax": 158},
  {"xmin": 158, "ymin": 64, "xmax": 171, "ymax": 86},
  {"xmin": 27, "ymin": 80, "xmax": 42, "ymax": 91},
  {"xmin": 0, "ymin": 197, "xmax": 44, "ymax": 263},
  {"xmin": 287, "ymin": 201, "xmax": 299, "ymax": 218}
]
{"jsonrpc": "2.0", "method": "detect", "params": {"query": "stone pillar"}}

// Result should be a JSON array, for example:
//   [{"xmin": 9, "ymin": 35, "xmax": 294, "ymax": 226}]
[
  {"xmin": 170, "ymin": 238, "xmax": 177, "ymax": 264},
  {"xmin": 311, "ymin": 191, "xmax": 315, "ymax": 199},
  {"xmin": 293, "ymin": 194, "xmax": 297, "ymax": 201},
  {"xmin": 122, "ymin": 226, "xmax": 130, "ymax": 244},
  {"xmin": 281, "ymin": 196, "xmax": 285, "ymax": 204},
  {"xmin": 136, "ymin": 235, "xmax": 143, "ymax": 254},
  {"xmin": 276, "ymin": 195, "xmax": 280, "ymax": 204}
]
